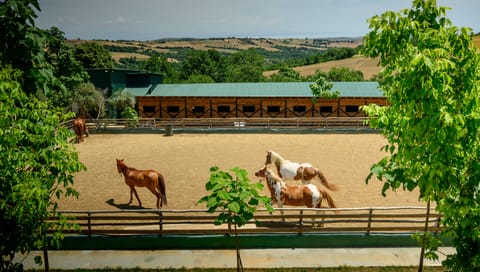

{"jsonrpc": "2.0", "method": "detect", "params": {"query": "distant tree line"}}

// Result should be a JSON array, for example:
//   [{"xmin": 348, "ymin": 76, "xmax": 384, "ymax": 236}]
[{"xmin": 108, "ymin": 45, "xmax": 364, "ymax": 83}]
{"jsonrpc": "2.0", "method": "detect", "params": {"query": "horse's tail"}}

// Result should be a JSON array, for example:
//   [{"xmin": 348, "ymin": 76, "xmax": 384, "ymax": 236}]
[
  {"xmin": 319, "ymin": 190, "xmax": 337, "ymax": 209},
  {"xmin": 315, "ymin": 168, "xmax": 337, "ymax": 191},
  {"xmin": 157, "ymin": 173, "xmax": 167, "ymax": 206}
]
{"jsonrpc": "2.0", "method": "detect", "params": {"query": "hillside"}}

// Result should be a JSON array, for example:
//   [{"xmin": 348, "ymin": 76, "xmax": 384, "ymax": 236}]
[
  {"xmin": 68, "ymin": 37, "xmax": 363, "ymax": 63},
  {"xmin": 264, "ymin": 55, "xmax": 381, "ymax": 80},
  {"xmin": 70, "ymin": 35, "xmax": 478, "ymax": 81}
]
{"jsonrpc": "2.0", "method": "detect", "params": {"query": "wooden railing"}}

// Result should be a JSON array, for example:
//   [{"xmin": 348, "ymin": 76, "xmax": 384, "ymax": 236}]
[
  {"xmin": 50, "ymin": 207, "xmax": 441, "ymax": 237},
  {"xmin": 76, "ymin": 117, "xmax": 373, "ymax": 131}
]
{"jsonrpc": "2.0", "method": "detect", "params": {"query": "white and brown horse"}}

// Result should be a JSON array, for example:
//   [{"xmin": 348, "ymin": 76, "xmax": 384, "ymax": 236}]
[
  {"xmin": 116, "ymin": 159, "xmax": 167, "ymax": 209},
  {"xmin": 73, "ymin": 117, "xmax": 89, "ymax": 143},
  {"xmin": 255, "ymin": 165, "xmax": 336, "ymax": 222},
  {"xmin": 265, "ymin": 150, "xmax": 337, "ymax": 191}
]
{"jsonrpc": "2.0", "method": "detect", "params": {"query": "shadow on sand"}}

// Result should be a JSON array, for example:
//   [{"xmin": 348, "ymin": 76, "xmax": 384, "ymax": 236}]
[{"xmin": 105, "ymin": 198, "xmax": 146, "ymax": 210}]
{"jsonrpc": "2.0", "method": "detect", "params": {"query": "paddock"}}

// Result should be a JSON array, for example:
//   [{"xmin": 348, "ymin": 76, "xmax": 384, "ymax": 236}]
[
  {"xmin": 33, "ymin": 132, "xmax": 448, "ymax": 270},
  {"xmin": 58, "ymin": 133, "xmax": 424, "ymax": 211}
]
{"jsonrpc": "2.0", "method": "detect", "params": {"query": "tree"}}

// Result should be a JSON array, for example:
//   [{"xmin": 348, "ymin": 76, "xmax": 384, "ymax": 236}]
[
  {"xmin": 74, "ymin": 42, "xmax": 115, "ymax": 69},
  {"xmin": 225, "ymin": 48, "xmax": 265, "ymax": 82},
  {"xmin": 327, "ymin": 67, "xmax": 364, "ymax": 81},
  {"xmin": 268, "ymin": 66, "xmax": 302, "ymax": 82},
  {"xmin": 0, "ymin": 0, "xmax": 65, "ymax": 100},
  {"xmin": 310, "ymin": 76, "xmax": 340, "ymax": 102},
  {"xmin": 0, "ymin": 67, "xmax": 86, "ymax": 271},
  {"xmin": 142, "ymin": 54, "xmax": 178, "ymax": 82},
  {"xmin": 197, "ymin": 166, "xmax": 273, "ymax": 271},
  {"xmin": 106, "ymin": 89, "xmax": 137, "ymax": 121},
  {"xmin": 180, "ymin": 49, "xmax": 226, "ymax": 82},
  {"xmin": 43, "ymin": 27, "xmax": 90, "ymax": 108},
  {"xmin": 361, "ymin": 0, "xmax": 480, "ymax": 270},
  {"xmin": 72, "ymin": 82, "xmax": 105, "ymax": 119}
]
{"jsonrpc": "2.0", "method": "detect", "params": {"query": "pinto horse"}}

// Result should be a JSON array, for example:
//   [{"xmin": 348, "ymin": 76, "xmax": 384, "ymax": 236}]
[
  {"xmin": 265, "ymin": 150, "xmax": 337, "ymax": 191},
  {"xmin": 73, "ymin": 117, "xmax": 89, "ymax": 143},
  {"xmin": 116, "ymin": 159, "xmax": 167, "ymax": 208},
  {"xmin": 255, "ymin": 165, "xmax": 336, "ymax": 225}
]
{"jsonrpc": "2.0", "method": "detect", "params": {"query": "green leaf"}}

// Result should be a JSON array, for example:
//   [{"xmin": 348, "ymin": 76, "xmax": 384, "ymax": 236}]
[{"xmin": 227, "ymin": 202, "xmax": 241, "ymax": 213}]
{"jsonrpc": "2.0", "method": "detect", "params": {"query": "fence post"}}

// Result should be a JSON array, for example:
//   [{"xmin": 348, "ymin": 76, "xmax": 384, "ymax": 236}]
[
  {"xmin": 366, "ymin": 208, "xmax": 373, "ymax": 235},
  {"xmin": 158, "ymin": 210, "xmax": 163, "ymax": 238},
  {"xmin": 87, "ymin": 211, "xmax": 92, "ymax": 238},
  {"xmin": 298, "ymin": 209, "xmax": 304, "ymax": 236}
]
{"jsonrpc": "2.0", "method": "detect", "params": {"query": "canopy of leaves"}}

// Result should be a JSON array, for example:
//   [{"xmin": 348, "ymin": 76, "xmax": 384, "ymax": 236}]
[
  {"xmin": 0, "ymin": 67, "xmax": 86, "ymax": 271},
  {"xmin": 74, "ymin": 42, "xmax": 115, "ymax": 69},
  {"xmin": 72, "ymin": 82, "xmax": 105, "ymax": 119},
  {"xmin": 362, "ymin": 0, "xmax": 480, "ymax": 270}
]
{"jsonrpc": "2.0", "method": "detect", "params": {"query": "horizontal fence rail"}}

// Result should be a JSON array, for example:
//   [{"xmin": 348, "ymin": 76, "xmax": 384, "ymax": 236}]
[
  {"xmin": 75, "ymin": 117, "xmax": 374, "ymax": 132},
  {"xmin": 50, "ymin": 207, "xmax": 441, "ymax": 237}
]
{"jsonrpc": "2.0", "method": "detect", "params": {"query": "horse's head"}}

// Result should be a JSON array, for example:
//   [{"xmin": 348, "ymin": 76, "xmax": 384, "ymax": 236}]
[
  {"xmin": 255, "ymin": 166, "xmax": 268, "ymax": 178},
  {"xmin": 116, "ymin": 159, "xmax": 125, "ymax": 175}
]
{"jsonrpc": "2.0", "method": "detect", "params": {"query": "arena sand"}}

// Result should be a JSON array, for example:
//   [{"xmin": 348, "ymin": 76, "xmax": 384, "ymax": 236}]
[{"xmin": 57, "ymin": 133, "xmax": 425, "ymax": 211}]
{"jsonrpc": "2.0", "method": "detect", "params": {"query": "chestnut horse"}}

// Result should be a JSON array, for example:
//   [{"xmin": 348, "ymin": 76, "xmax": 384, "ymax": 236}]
[
  {"xmin": 255, "ymin": 165, "xmax": 336, "ymax": 224},
  {"xmin": 116, "ymin": 159, "xmax": 167, "ymax": 208},
  {"xmin": 265, "ymin": 150, "xmax": 337, "ymax": 191},
  {"xmin": 73, "ymin": 117, "xmax": 89, "ymax": 143}
]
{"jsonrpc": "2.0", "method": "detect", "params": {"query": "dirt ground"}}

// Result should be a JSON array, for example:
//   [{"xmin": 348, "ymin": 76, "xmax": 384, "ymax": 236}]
[{"xmin": 57, "ymin": 133, "xmax": 425, "ymax": 211}]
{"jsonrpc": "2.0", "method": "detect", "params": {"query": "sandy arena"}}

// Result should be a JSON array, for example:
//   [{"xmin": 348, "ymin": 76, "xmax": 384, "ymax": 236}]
[{"xmin": 57, "ymin": 133, "xmax": 425, "ymax": 211}]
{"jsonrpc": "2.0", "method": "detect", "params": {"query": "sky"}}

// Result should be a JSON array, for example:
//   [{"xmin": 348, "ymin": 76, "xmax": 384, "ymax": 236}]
[{"xmin": 36, "ymin": 0, "xmax": 479, "ymax": 41}]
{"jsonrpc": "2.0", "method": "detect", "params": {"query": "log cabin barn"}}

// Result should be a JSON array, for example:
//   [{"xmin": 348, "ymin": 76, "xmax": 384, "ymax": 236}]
[
  {"xmin": 133, "ymin": 82, "xmax": 386, "ymax": 119},
  {"xmin": 87, "ymin": 69, "xmax": 387, "ymax": 119}
]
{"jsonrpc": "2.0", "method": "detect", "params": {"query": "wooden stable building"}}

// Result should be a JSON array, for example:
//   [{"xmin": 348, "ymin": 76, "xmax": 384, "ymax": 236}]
[{"xmin": 130, "ymin": 82, "xmax": 386, "ymax": 119}]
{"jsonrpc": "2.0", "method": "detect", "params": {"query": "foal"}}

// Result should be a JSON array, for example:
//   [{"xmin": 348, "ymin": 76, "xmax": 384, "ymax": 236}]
[{"xmin": 255, "ymin": 165, "xmax": 336, "ymax": 225}]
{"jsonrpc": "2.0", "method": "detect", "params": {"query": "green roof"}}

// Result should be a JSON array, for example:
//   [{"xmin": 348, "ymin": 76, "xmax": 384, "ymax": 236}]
[
  {"xmin": 130, "ymin": 82, "xmax": 383, "ymax": 98},
  {"xmin": 124, "ymin": 85, "xmax": 152, "ymax": 96}
]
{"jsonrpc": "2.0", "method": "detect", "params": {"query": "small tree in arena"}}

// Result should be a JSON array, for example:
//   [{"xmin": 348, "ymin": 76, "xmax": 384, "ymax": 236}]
[
  {"xmin": 362, "ymin": 0, "xmax": 480, "ymax": 270},
  {"xmin": 197, "ymin": 166, "xmax": 273, "ymax": 272}
]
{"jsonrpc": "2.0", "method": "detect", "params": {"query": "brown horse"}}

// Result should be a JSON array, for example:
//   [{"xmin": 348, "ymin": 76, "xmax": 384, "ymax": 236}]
[
  {"xmin": 116, "ymin": 159, "xmax": 167, "ymax": 208},
  {"xmin": 265, "ymin": 150, "xmax": 337, "ymax": 191},
  {"xmin": 73, "ymin": 117, "xmax": 89, "ymax": 143},
  {"xmin": 255, "ymin": 165, "xmax": 336, "ymax": 211}
]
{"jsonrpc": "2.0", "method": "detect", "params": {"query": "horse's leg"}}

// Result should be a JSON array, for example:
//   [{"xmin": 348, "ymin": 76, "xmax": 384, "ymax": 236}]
[
  {"xmin": 315, "ymin": 210, "xmax": 326, "ymax": 227},
  {"xmin": 146, "ymin": 183, "xmax": 161, "ymax": 209},
  {"xmin": 130, "ymin": 186, "xmax": 142, "ymax": 207},
  {"xmin": 128, "ymin": 188, "xmax": 133, "ymax": 204},
  {"xmin": 277, "ymin": 202, "xmax": 285, "ymax": 222}
]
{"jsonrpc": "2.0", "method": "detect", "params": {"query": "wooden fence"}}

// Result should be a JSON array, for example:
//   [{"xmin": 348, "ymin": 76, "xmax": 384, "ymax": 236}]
[
  {"xmin": 65, "ymin": 117, "xmax": 373, "ymax": 132},
  {"xmin": 50, "ymin": 206, "xmax": 441, "ymax": 237}
]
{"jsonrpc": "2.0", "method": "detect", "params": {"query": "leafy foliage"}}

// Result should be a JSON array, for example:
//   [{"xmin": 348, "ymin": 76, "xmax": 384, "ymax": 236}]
[
  {"xmin": 0, "ymin": 67, "xmax": 86, "ymax": 271},
  {"xmin": 74, "ymin": 42, "xmax": 115, "ymax": 69},
  {"xmin": 0, "ymin": 0, "xmax": 66, "ymax": 101},
  {"xmin": 362, "ymin": 0, "xmax": 480, "ymax": 270},
  {"xmin": 43, "ymin": 26, "xmax": 90, "ymax": 107},
  {"xmin": 72, "ymin": 82, "xmax": 105, "ymax": 119},
  {"xmin": 310, "ymin": 76, "xmax": 340, "ymax": 102},
  {"xmin": 106, "ymin": 89, "xmax": 137, "ymax": 119},
  {"xmin": 197, "ymin": 166, "xmax": 273, "ymax": 227}
]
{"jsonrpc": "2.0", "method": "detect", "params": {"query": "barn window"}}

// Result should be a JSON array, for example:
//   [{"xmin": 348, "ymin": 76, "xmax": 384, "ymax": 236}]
[
  {"xmin": 267, "ymin": 106, "xmax": 280, "ymax": 113},
  {"xmin": 143, "ymin": 106, "xmax": 155, "ymax": 113},
  {"xmin": 345, "ymin": 105, "xmax": 359, "ymax": 112},
  {"xmin": 293, "ymin": 105, "xmax": 306, "ymax": 113},
  {"xmin": 192, "ymin": 106, "xmax": 205, "ymax": 113},
  {"xmin": 320, "ymin": 106, "xmax": 333, "ymax": 113},
  {"xmin": 242, "ymin": 105, "xmax": 255, "ymax": 113},
  {"xmin": 217, "ymin": 105, "xmax": 230, "ymax": 113},
  {"xmin": 167, "ymin": 106, "xmax": 180, "ymax": 113}
]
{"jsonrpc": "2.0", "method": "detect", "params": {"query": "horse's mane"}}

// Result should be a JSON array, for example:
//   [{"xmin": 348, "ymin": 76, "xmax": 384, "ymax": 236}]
[
  {"xmin": 268, "ymin": 150, "xmax": 284, "ymax": 162},
  {"xmin": 264, "ymin": 166, "xmax": 286, "ymax": 188}
]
